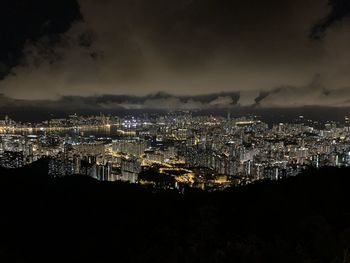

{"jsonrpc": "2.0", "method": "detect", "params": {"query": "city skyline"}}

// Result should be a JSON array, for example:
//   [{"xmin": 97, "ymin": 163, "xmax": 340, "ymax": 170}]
[{"xmin": 1, "ymin": 111, "xmax": 350, "ymax": 191}]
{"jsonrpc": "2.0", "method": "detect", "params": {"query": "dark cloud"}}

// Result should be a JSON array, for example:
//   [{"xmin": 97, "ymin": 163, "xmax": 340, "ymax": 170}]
[
  {"xmin": 0, "ymin": 92, "xmax": 240, "ymax": 111},
  {"xmin": 255, "ymin": 92, "xmax": 271, "ymax": 105},
  {"xmin": 0, "ymin": 0, "xmax": 81, "ymax": 78},
  {"xmin": 2, "ymin": 81, "xmax": 350, "ymax": 111},
  {"xmin": 0, "ymin": 0, "xmax": 349, "ymax": 108},
  {"xmin": 311, "ymin": 0, "xmax": 350, "ymax": 39},
  {"xmin": 256, "ymin": 78, "xmax": 350, "ymax": 107}
]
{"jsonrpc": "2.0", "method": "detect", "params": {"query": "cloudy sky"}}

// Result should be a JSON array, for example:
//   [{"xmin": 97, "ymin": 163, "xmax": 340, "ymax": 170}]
[{"xmin": 0, "ymin": 0, "xmax": 350, "ymax": 110}]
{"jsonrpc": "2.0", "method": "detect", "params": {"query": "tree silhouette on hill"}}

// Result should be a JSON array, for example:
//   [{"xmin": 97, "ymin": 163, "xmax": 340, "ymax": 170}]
[{"xmin": 0, "ymin": 163, "xmax": 350, "ymax": 262}]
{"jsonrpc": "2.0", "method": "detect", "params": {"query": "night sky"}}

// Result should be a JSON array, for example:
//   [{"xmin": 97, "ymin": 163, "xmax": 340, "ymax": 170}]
[{"xmin": 1, "ymin": 0, "xmax": 350, "ymax": 111}]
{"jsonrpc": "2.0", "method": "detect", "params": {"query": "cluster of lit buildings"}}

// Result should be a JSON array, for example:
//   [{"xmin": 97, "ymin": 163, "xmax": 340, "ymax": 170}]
[{"xmin": 1, "ymin": 112, "xmax": 350, "ymax": 191}]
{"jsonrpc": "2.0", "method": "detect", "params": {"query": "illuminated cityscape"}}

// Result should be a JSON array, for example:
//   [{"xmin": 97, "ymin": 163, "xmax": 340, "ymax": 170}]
[
  {"xmin": 1, "ymin": 112, "xmax": 350, "ymax": 191},
  {"xmin": 2, "ymin": 0, "xmax": 350, "ymax": 261}
]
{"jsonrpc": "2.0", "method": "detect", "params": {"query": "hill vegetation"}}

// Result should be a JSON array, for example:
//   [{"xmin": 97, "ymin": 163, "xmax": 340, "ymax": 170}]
[{"xmin": 0, "ymin": 161, "xmax": 350, "ymax": 262}]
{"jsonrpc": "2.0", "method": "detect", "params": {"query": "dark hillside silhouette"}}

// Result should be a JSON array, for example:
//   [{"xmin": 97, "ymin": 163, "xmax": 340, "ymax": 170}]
[{"xmin": 0, "ymin": 162, "xmax": 350, "ymax": 263}]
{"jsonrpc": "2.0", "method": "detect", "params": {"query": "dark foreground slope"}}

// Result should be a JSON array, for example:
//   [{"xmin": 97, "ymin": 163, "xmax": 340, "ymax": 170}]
[{"xmin": 0, "ymin": 162, "xmax": 350, "ymax": 263}]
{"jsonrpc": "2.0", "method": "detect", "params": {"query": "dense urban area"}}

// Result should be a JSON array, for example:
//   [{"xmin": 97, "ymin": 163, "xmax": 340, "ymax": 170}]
[{"xmin": 1, "ymin": 112, "xmax": 349, "ymax": 191}]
